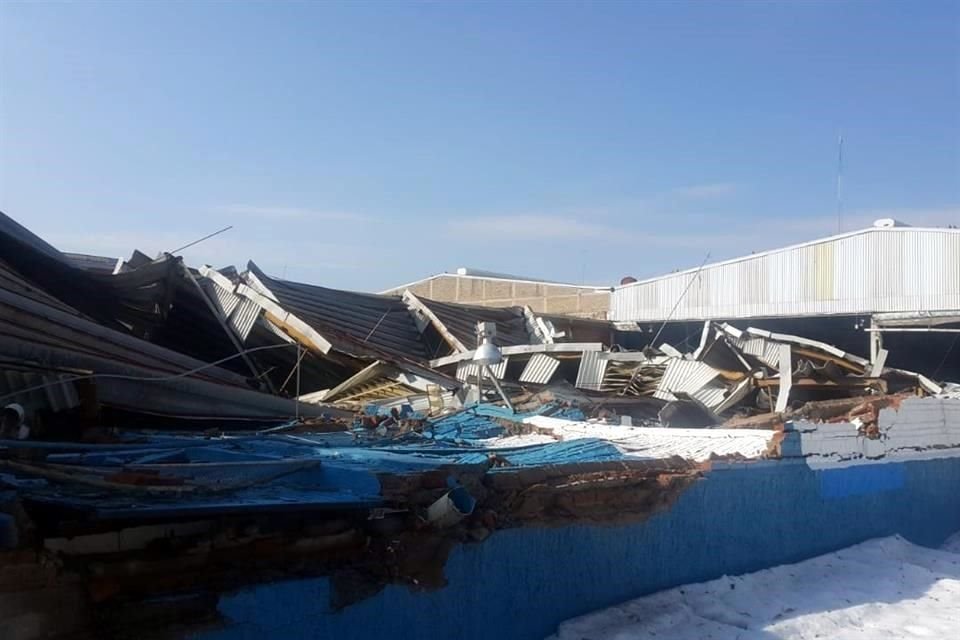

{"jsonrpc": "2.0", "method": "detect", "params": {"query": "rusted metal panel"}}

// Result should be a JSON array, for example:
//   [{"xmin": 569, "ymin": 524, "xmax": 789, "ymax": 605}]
[{"xmin": 519, "ymin": 354, "xmax": 561, "ymax": 384}]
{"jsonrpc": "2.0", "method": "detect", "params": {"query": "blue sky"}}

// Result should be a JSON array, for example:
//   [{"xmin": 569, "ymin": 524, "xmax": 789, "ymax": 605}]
[{"xmin": 1, "ymin": 1, "xmax": 957, "ymax": 290}]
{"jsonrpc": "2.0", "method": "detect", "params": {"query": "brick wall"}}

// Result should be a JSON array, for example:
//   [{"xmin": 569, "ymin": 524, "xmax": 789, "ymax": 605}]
[{"xmin": 383, "ymin": 275, "xmax": 610, "ymax": 319}]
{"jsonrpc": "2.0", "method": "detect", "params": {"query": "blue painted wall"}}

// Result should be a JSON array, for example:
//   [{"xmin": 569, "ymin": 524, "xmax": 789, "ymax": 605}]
[{"xmin": 191, "ymin": 457, "xmax": 960, "ymax": 640}]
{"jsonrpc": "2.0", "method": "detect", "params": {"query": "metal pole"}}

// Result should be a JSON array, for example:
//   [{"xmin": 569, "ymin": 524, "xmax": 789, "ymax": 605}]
[
  {"xmin": 180, "ymin": 262, "xmax": 274, "ymax": 392},
  {"xmin": 483, "ymin": 365, "xmax": 515, "ymax": 413},
  {"xmin": 476, "ymin": 365, "xmax": 483, "ymax": 405},
  {"xmin": 295, "ymin": 343, "xmax": 302, "ymax": 422}
]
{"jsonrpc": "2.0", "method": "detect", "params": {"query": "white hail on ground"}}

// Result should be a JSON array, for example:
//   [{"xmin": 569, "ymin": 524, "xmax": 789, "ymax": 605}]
[{"xmin": 549, "ymin": 533, "xmax": 960, "ymax": 640}]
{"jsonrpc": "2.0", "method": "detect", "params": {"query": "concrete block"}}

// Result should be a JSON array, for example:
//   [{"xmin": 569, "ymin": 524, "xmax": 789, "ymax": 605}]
[
  {"xmin": 545, "ymin": 295, "xmax": 583, "ymax": 314},
  {"xmin": 512, "ymin": 282, "xmax": 543, "ymax": 298},
  {"xmin": 483, "ymin": 280, "xmax": 513, "ymax": 300},
  {"xmin": 578, "ymin": 293, "xmax": 611, "ymax": 316},
  {"xmin": 430, "ymin": 276, "xmax": 459, "ymax": 301},
  {"xmin": 455, "ymin": 277, "xmax": 483, "ymax": 301},
  {"xmin": 545, "ymin": 285, "xmax": 582, "ymax": 297}
]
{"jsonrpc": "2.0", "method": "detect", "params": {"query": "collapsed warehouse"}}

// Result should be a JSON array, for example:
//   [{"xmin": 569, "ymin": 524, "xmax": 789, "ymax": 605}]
[{"xmin": 1, "ymin": 209, "xmax": 958, "ymax": 640}]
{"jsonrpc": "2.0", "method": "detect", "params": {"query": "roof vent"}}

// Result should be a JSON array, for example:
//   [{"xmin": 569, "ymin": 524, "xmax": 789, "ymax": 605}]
[
  {"xmin": 620, "ymin": 276, "xmax": 638, "ymax": 285},
  {"xmin": 873, "ymin": 218, "xmax": 909, "ymax": 228}
]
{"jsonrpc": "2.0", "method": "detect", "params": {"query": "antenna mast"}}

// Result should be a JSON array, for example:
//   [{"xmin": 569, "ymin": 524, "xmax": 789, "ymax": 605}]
[{"xmin": 836, "ymin": 133, "xmax": 844, "ymax": 233}]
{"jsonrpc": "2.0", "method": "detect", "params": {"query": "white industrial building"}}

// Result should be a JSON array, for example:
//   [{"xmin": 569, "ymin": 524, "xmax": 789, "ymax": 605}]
[
  {"xmin": 609, "ymin": 220, "xmax": 960, "ymax": 380},
  {"xmin": 610, "ymin": 220, "xmax": 960, "ymax": 324}
]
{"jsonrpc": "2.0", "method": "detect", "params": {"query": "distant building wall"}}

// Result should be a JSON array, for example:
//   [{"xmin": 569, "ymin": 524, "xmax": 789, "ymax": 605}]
[
  {"xmin": 383, "ymin": 274, "xmax": 611, "ymax": 319},
  {"xmin": 610, "ymin": 226, "xmax": 960, "ymax": 322}
]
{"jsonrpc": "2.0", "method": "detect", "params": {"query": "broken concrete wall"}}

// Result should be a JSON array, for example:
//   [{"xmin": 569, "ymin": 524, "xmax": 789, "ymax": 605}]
[{"xmin": 787, "ymin": 397, "xmax": 960, "ymax": 468}]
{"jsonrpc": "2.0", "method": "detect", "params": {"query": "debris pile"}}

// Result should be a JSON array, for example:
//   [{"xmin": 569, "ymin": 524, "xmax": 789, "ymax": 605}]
[
  {"xmin": 593, "ymin": 322, "xmax": 943, "ymax": 428},
  {"xmin": 0, "ymin": 209, "xmax": 957, "ymax": 640}
]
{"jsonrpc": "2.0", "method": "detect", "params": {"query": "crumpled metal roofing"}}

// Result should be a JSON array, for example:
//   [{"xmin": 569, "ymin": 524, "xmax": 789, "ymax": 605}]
[
  {"xmin": 0, "ymin": 257, "xmax": 338, "ymax": 420},
  {"xmin": 414, "ymin": 297, "xmax": 532, "ymax": 349},
  {"xmin": 519, "ymin": 354, "xmax": 561, "ymax": 384},
  {"xmin": 248, "ymin": 262, "xmax": 428, "ymax": 362},
  {"xmin": 63, "ymin": 253, "xmax": 124, "ymax": 274},
  {"xmin": 0, "ymin": 211, "xmax": 62, "ymax": 260},
  {"xmin": 653, "ymin": 359, "xmax": 721, "ymax": 402},
  {"xmin": 426, "ymin": 404, "xmax": 585, "ymax": 443}
]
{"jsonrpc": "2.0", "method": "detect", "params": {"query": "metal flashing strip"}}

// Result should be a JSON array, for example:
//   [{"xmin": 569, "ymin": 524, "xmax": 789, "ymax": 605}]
[{"xmin": 746, "ymin": 327, "xmax": 869, "ymax": 367}]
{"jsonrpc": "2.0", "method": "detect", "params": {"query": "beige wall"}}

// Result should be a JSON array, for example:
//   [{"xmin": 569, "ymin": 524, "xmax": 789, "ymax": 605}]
[{"xmin": 383, "ymin": 275, "xmax": 610, "ymax": 319}]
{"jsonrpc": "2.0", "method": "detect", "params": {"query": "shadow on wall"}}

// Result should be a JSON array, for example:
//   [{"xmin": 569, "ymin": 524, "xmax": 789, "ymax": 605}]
[{"xmin": 191, "ymin": 457, "xmax": 960, "ymax": 640}]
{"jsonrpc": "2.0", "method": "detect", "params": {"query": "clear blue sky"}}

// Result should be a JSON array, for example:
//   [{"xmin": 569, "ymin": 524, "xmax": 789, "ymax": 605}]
[{"xmin": 1, "ymin": 1, "xmax": 957, "ymax": 290}]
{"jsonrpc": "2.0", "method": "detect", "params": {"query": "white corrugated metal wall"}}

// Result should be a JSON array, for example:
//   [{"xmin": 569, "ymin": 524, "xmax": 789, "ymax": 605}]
[{"xmin": 610, "ymin": 228, "xmax": 960, "ymax": 321}]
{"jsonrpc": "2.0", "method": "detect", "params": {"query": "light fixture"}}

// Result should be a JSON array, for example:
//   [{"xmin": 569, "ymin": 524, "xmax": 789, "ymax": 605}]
[
  {"xmin": 473, "ymin": 322, "xmax": 502, "ymax": 365},
  {"xmin": 473, "ymin": 339, "xmax": 502, "ymax": 366},
  {"xmin": 471, "ymin": 322, "xmax": 513, "ymax": 412}
]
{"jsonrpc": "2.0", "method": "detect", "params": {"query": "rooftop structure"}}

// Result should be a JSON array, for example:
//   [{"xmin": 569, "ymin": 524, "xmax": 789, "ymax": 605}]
[
  {"xmin": 610, "ymin": 221, "xmax": 960, "ymax": 323},
  {"xmin": 381, "ymin": 267, "xmax": 612, "ymax": 319}
]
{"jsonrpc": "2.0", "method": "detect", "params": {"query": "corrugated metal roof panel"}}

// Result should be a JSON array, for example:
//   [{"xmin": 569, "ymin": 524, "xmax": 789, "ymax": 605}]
[
  {"xmin": 653, "ymin": 359, "xmax": 721, "ymax": 401},
  {"xmin": 456, "ymin": 358, "xmax": 509, "ymax": 381},
  {"xmin": 63, "ymin": 253, "xmax": 125, "ymax": 274},
  {"xmin": 575, "ymin": 351, "xmax": 608, "ymax": 391},
  {"xmin": 519, "ymin": 354, "xmax": 561, "ymax": 384},
  {"xmin": 691, "ymin": 379, "xmax": 730, "ymax": 410},
  {"xmin": 416, "ymin": 297, "xmax": 531, "ymax": 348},
  {"xmin": 228, "ymin": 297, "xmax": 261, "ymax": 342},
  {"xmin": 733, "ymin": 336, "xmax": 781, "ymax": 369},
  {"xmin": 206, "ymin": 279, "xmax": 240, "ymax": 318},
  {"xmin": 248, "ymin": 262, "xmax": 428, "ymax": 362}
]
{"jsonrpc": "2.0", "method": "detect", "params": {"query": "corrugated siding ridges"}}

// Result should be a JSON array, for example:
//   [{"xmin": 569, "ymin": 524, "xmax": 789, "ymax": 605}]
[{"xmin": 610, "ymin": 228, "xmax": 960, "ymax": 321}]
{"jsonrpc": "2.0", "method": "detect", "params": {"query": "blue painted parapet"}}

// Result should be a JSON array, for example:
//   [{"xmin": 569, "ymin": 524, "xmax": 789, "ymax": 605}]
[{"xmin": 192, "ymin": 454, "xmax": 960, "ymax": 640}]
